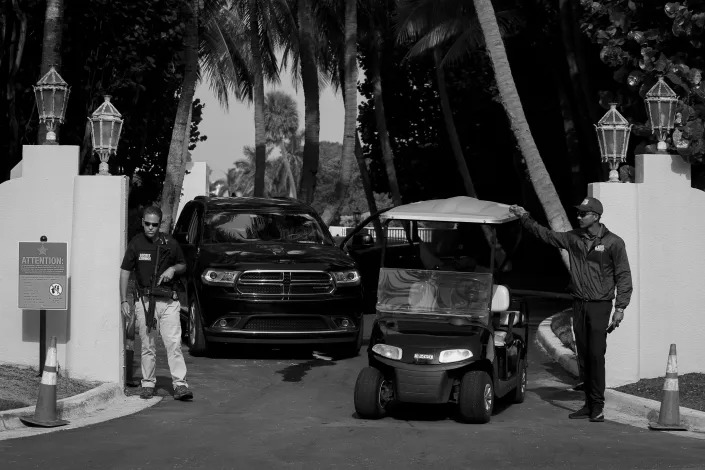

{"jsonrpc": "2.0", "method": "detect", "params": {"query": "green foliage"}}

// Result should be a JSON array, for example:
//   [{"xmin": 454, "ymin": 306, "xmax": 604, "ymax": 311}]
[{"xmin": 579, "ymin": 0, "xmax": 705, "ymax": 164}]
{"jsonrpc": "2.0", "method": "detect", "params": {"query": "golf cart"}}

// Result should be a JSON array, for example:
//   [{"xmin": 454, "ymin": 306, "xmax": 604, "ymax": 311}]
[{"xmin": 352, "ymin": 196, "xmax": 528, "ymax": 423}]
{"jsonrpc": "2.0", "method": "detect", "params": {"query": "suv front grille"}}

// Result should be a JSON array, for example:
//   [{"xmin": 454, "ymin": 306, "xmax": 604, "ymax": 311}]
[
  {"xmin": 242, "ymin": 317, "xmax": 329, "ymax": 331},
  {"xmin": 236, "ymin": 270, "xmax": 334, "ymax": 296}
]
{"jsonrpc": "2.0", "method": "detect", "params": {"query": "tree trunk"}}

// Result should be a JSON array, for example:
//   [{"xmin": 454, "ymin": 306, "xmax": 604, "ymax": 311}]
[
  {"xmin": 321, "ymin": 0, "xmax": 357, "ymax": 225},
  {"xmin": 355, "ymin": 133, "xmax": 383, "ymax": 240},
  {"xmin": 370, "ymin": 31, "xmax": 402, "ymax": 206},
  {"xmin": 558, "ymin": 0, "xmax": 602, "ymax": 183},
  {"xmin": 433, "ymin": 48, "xmax": 476, "ymax": 197},
  {"xmin": 37, "ymin": 0, "xmax": 63, "ymax": 145},
  {"xmin": 250, "ymin": 0, "xmax": 267, "ymax": 198},
  {"xmin": 297, "ymin": 0, "xmax": 321, "ymax": 204},
  {"xmin": 473, "ymin": 0, "xmax": 571, "ymax": 269},
  {"xmin": 160, "ymin": 0, "xmax": 198, "ymax": 232},
  {"xmin": 278, "ymin": 144, "xmax": 297, "ymax": 198}
]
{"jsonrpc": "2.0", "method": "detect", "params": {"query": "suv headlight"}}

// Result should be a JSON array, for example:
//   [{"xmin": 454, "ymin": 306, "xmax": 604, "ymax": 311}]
[
  {"xmin": 372, "ymin": 344, "xmax": 403, "ymax": 360},
  {"xmin": 201, "ymin": 269, "xmax": 240, "ymax": 286},
  {"xmin": 332, "ymin": 269, "xmax": 361, "ymax": 286},
  {"xmin": 438, "ymin": 349, "xmax": 473, "ymax": 363}
]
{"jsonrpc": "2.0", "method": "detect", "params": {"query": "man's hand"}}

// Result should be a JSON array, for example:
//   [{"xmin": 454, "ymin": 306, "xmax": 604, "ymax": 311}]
[
  {"xmin": 158, "ymin": 266, "xmax": 175, "ymax": 285},
  {"xmin": 121, "ymin": 301, "xmax": 132, "ymax": 320},
  {"xmin": 509, "ymin": 205, "xmax": 527, "ymax": 218},
  {"xmin": 611, "ymin": 308, "xmax": 624, "ymax": 327}
]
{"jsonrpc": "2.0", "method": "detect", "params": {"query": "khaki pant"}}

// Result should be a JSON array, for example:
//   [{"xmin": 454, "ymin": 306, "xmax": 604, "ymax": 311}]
[{"xmin": 135, "ymin": 297, "xmax": 188, "ymax": 389}]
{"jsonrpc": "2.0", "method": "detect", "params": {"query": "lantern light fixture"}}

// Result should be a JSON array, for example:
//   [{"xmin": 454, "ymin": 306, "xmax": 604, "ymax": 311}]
[
  {"xmin": 595, "ymin": 103, "xmax": 632, "ymax": 183},
  {"xmin": 89, "ymin": 96, "xmax": 123, "ymax": 175},
  {"xmin": 644, "ymin": 76, "xmax": 678, "ymax": 151},
  {"xmin": 33, "ymin": 66, "xmax": 70, "ymax": 143}
]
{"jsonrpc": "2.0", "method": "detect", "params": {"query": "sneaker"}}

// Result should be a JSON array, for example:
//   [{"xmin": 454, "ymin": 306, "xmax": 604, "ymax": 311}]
[
  {"xmin": 139, "ymin": 387, "xmax": 155, "ymax": 399},
  {"xmin": 589, "ymin": 407, "xmax": 605, "ymax": 422},
  {"xmin": 568, "ymin": 406, "xmax": 591, "ymax": 419},
  {"xmin": 173, "ymin": 385, "xmax": 193, "ymax": 401}
]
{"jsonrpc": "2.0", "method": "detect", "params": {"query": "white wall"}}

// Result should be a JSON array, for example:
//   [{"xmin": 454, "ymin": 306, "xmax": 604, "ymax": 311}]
[
  {"xmin": 590, "ymin": 153, "xmax": 705, "ymax": 386},
  {"xmin": 0, "ymin": 146, "xmax": 127, "ymax": 385}
]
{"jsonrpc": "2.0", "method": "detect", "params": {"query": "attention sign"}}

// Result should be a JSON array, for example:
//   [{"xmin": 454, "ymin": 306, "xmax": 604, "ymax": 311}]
[{"xmin": 19, "ymin": 242, "xmax": 68, "ymax": 310}]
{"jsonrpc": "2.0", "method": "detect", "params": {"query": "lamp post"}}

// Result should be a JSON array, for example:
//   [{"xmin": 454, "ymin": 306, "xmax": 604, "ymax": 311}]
[
  {"xmin": 89, "ymin": 96, "xmax": 123, "ymax": 175},
  {"xmin": 353, "ymin": 210, "xmax": 362, "ymax": 225},
  {"xmin": 644, "ymin": 76, "xmax": 678, "ymax": 151},
  {"xmin": 33, "ymin": 66, "xmax": 70, "ymax": 144},
  {"xmin": 595, "ymin": 103, "xmax": 631, "ymax": 183}
]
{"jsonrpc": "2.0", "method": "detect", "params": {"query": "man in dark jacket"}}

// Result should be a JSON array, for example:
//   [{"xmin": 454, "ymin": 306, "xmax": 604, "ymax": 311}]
[{"xmin": 509, "ymin": 197, "xmax": 632, "ymax": 422}]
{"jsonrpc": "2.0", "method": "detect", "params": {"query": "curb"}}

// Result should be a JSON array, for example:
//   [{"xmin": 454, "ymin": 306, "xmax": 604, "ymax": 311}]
[
  {"xmin": 536, "ymin": 313, "xmax": 705, "ymax": 434},
  {"xmin": 0, "ymin": 383, "xmax": 151, "ymax": 432}
]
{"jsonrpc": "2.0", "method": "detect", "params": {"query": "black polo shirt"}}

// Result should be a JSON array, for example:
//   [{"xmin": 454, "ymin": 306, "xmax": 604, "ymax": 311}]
[{"xmin": 121, "ymin": 232, "xmax": 186, "ymax": 289}]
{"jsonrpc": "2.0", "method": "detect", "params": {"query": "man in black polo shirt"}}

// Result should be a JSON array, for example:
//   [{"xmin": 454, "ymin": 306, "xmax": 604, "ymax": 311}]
[
  {"xmin": 509, "ymin": 197, "xmax": 632, "ymax": 422},
  {"xmin": 120, "ymin": 206, "xmax": 193, "ymax": 400}
]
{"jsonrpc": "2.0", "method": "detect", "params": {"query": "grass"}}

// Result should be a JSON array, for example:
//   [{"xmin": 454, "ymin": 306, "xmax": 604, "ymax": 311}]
[
  {"xmin": 550, "ymin": 312, "xmax": 705, "ymax": 412},
  {"xmin": 0, "ymin": 364, "xmax": 99, "ymax": 412}
]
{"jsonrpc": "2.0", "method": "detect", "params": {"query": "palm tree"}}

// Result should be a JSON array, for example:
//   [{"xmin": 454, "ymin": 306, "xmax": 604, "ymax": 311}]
[
  {"xmin": 397, "ymin": 0, "xmax": 571, "ymax": 267},
  {"xmin": 473, "ymin": 0, "xmax": 572, "ymax": 255},
  {"xmin": 264, "ymin": 90, "xmax": 299, "ymax": 198}
]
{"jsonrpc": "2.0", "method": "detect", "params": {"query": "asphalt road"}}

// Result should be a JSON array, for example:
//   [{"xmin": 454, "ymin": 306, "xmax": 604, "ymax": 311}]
[{"xmin": 2, "ymin": 298, "xmax": 705, "ymax": 469}]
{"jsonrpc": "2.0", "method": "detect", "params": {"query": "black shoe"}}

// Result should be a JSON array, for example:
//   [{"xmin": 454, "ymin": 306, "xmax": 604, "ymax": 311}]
[
  {"xmin": 174, "ymin": 385, "xmax": 193, "ymax": 401},
  {"xmin": 139, "ymin": 387, "xmax": 155, "ymax": 399},
  {"xmin": 568, "ymin": 406, "xmax": 591, "ymax": 419},
  {"xmin": 589, "ymin": 407, "xmax": 605, "ymax": 422}
]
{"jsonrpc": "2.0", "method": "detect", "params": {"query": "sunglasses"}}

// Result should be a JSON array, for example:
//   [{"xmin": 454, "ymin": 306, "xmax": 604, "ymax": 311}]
[
  {"xmin": 577, "ymin": 211, "xmax": 594, "ymax": 218},
  {"xmin": 143, "ymin": 220, "xmax": 159, "ymax": 228}
]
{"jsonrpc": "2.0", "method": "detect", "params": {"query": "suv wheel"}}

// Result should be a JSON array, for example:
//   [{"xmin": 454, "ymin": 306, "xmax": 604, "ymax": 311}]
[
  {"xmin": 458, "ymin": 370, "xmax": 494, "ymax": 423},
  {"xmin": 188, "ymin": 300, "xmax": 209, "ymax": 356}
]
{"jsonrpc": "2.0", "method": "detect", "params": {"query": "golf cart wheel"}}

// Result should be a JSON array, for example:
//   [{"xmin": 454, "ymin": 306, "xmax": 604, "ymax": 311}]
[
  {"xmin": 513, "ymin": 358, "xmax": 528, "ymax": 404},
  {"xmin": 188, "ymin": 300, "xmax": 209, "ymax": 357},
  {"xmin": 458, "ymin": 370, "xmax": 494, "ymax": 423},
  {"xmin": 354, "ymin": 367, "xmax": 392, "ymax": 419}
]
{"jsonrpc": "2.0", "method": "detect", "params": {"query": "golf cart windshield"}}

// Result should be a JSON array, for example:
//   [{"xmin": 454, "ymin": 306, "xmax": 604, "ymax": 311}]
[{"xmin": 376, "ymin": 268, "xmax": 492, "ymax": 323}]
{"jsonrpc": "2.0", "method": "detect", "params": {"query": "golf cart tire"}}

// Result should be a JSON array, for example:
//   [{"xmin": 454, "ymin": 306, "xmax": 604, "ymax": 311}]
[
  {"xmin": 354, "ymin": 367, "xmax": 387, "ymax": 419},
  {"xmin": 188, "ymin": 300, "xmax": 209, "ymax": 357},
  {"xmin": 513, "ymin": 358, "xmax": 527, "ymax": 404},
  {"xmin": 458, "ymin": 370, "xmax": 494, "ymax": 424}
]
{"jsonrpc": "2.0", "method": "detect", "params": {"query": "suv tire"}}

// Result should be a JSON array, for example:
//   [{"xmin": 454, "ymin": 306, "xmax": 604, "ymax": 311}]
[
  {"xmin": 188, "ymin": 300, "xmax": 209, "ymax": 356},
  {"xmin": 513, "ymin": 358, "xmax": 527, "ymax": 403},
  {"xmin": 458, "ymin": 370, "xmax": 494, "ymax": 423}
]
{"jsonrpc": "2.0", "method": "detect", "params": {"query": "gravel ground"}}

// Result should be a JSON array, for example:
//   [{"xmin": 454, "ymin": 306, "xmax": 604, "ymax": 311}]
[
  {"xmin": 0, "ymin": 364, "xmax": 99, "ymax": 411},
  {"xmin": 550, "ymin": 311, "xmax": 705, "ymax": 412}
]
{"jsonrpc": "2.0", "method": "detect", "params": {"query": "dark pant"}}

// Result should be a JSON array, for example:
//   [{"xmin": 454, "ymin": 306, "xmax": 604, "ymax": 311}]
[{"xmin": 572, "ymin": 299, "xmax": 612, "ymax": 409}]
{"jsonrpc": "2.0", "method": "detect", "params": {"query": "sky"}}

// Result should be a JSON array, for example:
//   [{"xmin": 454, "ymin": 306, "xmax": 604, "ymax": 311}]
[{"xmin": 190, "ymin": 76, "xmax": 346, "ymax": 183}]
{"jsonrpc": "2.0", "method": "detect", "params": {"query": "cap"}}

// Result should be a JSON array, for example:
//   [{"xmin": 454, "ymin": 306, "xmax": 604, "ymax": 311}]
[{"xmin": 575, "ymin": 197, "xmax": 603, "ymax": 215}]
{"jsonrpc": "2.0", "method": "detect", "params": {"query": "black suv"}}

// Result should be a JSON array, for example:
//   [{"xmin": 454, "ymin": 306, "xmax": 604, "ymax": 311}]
[{"xmin": 173, "ymin": 196, "xmax": 364, "ymax": 356}]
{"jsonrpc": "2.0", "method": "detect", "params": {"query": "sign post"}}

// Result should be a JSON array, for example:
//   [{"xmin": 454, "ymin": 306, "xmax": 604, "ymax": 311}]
[{"xmin": 19, "ymin": 236, "xmax": 68, "ymax": 373}]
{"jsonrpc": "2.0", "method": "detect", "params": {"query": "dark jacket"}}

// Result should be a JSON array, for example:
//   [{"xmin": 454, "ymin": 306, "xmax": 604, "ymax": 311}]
[{"xmin": 520, "ymin": 215, "xmax": 633, "ymax": 309}]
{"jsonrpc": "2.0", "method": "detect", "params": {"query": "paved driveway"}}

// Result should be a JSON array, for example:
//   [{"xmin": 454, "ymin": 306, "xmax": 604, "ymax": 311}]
[{"xmin": 2, "ymin": 299, "xmax": 704, "ymax": 469}]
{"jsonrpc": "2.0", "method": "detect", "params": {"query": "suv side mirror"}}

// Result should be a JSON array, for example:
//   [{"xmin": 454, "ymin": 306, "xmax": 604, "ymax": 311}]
[{"xmin": 352, "ymin": 233, "xmax": 374, "ymax": 246}]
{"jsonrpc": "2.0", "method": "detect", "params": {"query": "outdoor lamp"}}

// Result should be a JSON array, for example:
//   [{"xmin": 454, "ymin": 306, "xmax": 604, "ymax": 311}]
[
  {"xmin": 353, "ymin": 210, "xmax": 362, "ymax": 225},
  {"xmin": 89, "ymin": 95, "xmax": 123, "ymax": 175},
  {"xmin": 595, "ymin": 103, "xmax": 631, "ymax": 183},
  {"xmin": 644, "ymin": 76, "xmax": 678, "ymax": 151},
  {"xmin": 33, "ymin": 66, "xmax": 70, "ymax": 143}
]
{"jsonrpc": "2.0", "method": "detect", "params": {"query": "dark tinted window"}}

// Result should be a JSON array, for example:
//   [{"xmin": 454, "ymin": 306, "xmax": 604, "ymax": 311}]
[{"xmin": 203, "ymin": 211, "xmax": 332, "ymax": 245}]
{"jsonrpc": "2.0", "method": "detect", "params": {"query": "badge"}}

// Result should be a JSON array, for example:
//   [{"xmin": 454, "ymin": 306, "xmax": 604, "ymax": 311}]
[{"xmin": 595, "ymin": 245, "xmax": 605, "ymax": 252}]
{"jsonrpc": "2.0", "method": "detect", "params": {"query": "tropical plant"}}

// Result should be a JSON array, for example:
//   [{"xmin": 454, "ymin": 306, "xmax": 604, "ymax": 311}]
[
  {"xmin": 264, "ymin": 90, "xmax": 299, "ymax": 198},
  {"xmin": 578, "ymin": 0, "xmax": 705, "ymax": 166}
]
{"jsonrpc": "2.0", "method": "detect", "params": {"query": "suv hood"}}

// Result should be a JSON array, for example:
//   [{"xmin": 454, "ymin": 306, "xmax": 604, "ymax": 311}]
[{"xmin": 198, "ymin": 242, "xmax": 357, "ymax": 270}]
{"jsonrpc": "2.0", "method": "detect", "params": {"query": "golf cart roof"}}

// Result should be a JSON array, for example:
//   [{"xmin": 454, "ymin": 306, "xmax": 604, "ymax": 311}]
[{"xmin": 381, "ymin": 196, "xmax": 518, "ymax": 224}]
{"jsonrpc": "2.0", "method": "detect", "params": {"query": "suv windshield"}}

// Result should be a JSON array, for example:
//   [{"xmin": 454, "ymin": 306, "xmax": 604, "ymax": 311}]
[
  {"xmin": 376, "ymin": 268, "xmax": 492, "ymax": 323},
  {"xmin": 203, "ymin": 211, "xmax": 332, "ymax": 245}
]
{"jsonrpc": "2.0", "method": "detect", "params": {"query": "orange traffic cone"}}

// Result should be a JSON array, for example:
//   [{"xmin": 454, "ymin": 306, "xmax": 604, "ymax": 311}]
[
  {"xmin": 648, "ymin": 344, "xmax": 687, "ymax": 431},
  {"xmin": 20, "ymin": 336, "xmax": 69, "ymax": 428}
]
